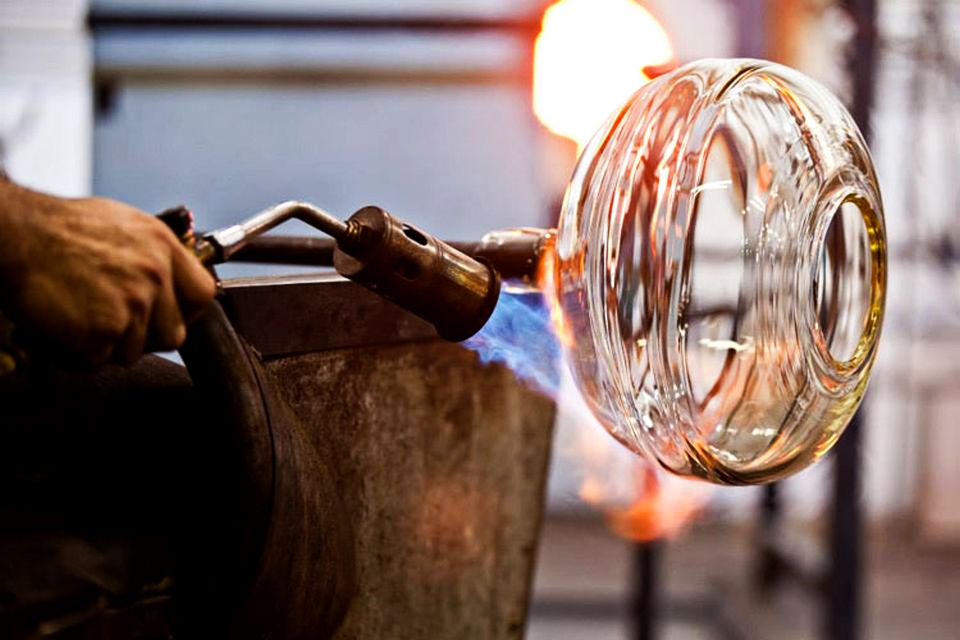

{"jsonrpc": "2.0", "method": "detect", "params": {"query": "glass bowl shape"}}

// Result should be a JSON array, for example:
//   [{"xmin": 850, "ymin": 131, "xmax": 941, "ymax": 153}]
[{"xmin": 553, "ymin": 59, "xmax": 886, "ymax": 485}]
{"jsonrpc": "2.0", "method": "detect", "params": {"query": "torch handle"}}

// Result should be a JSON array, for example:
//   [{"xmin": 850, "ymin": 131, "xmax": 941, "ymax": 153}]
[{"xmin": 157, "ymin": 205, "xmax": 218, "ymax": 265}]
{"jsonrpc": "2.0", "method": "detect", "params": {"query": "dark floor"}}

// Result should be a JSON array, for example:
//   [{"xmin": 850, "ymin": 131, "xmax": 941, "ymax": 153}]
[{"xmin": 527, "ymin": 516, "xmax": 960, "ymax": 640}]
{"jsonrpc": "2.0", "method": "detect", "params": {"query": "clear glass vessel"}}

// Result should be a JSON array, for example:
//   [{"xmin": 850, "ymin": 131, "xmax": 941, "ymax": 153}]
[{"xmin": 553, "ymin": 59, "xmax": 886, "ymax": 484}]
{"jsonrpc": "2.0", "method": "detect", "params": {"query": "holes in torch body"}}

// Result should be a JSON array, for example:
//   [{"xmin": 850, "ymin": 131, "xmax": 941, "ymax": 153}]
[
  {"xmin": 402, "ymin": 224, "xmax": 428, "ymax": 246},
  {"xmin": 393, "ymin": 224, "xmax": 429, "ymax": 280}
]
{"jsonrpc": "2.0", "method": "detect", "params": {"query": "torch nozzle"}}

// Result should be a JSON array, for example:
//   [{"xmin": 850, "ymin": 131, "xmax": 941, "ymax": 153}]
[
  {"xmin": 332, "ymin": 206, "xmax": 501, "ymax": 342},
  {"xmin": 194, "ymin": 203, "xmax": 507, "ymax": 342}
]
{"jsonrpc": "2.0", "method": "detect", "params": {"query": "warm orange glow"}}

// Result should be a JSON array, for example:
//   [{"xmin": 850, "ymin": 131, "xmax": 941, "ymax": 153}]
[
  {"xmin": 535, "ymin": 194, "xmax": 705, "ymax": 542},
  {"xmin": 533, "ymin": 0, "xmax": 673, "ymax": 146},
  {"xmin": 563, "ymin": 395, "xmax": 712, "ymax": 541},
  {"xmin": 605, "ymin": 465, "xmax": 710, "ymax": 542},
  {"xmin": 537, "ymin": 237, "xmax": 575, "ymax": 348},
  {"xmin": 539, "ymin": 238, "xmax": 709, "ymax": 542}
]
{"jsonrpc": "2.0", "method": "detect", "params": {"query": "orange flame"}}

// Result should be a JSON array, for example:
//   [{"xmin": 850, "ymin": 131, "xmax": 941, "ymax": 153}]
[
  {"xmin": 537, "ymin": 224, "xmax": 709, "ymax": 543},
  {"xmin": 605, "ymin": 465, "xmax": 709, "ymax": 542},
  {"xmin": 536, "ymin": 237, "xmax": 575, "ymax": 348},
  {"xmin": 533, "ymin": 0, "xmax": 673, "ymax": 147}
]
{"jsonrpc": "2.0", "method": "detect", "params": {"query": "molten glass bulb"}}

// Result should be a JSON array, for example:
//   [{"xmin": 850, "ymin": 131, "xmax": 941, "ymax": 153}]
[{"xmin": 553, "ymin": 59, "xmax": 886, "ymax": 485}]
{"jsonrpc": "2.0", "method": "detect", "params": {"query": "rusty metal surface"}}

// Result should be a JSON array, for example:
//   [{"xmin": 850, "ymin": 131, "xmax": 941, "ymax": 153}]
[
  {"xmin": 220, "ymin": 276, "xmax": 556, "ymax": 637},
  {"xmin": 223, "ymin": 274, "xmax": 439, "ymax": 356},
  {"xmin": 266, "ymin": 341, "xmax": 555, "ymax": 640},
  {"xmin": 179, "ymin": 300, "xmax": 355, "ymax": 638}
]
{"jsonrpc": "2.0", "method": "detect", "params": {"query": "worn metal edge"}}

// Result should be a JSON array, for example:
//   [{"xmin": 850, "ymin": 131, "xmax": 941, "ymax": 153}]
[{"xmin": 222, "ymin": 274, "xmax": 441, "ymax": 357}]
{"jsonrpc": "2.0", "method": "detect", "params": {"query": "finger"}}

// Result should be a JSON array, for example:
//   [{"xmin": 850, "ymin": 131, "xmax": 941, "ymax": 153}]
[
  {"xmin": 71, "ymin": 301, "xmax": 130, "ymax": 368},
  {"xmin": 112, "ymin": 300, "xmax": 152, "ymax": 365},
  {"xmin": 147, "ymin": 273, "xmax": 187, "ymax": 352},
  {"xmin": 170, "ymin": 243, "xmax": 216, "ymax": 323},
  {"xmin": 80, "ymin": 328, "xmax": 118, "ymax": 369}
]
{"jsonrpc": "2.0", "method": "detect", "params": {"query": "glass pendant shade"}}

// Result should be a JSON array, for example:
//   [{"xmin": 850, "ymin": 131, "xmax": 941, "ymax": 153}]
[{"xmin": 553, "ymin": 59, "xmax": 886, "ymax": 484}]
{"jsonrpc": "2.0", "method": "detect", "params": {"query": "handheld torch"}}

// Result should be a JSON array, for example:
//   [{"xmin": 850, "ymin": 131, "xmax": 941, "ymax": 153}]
[{"xmin": 159, "ymin": 202, "xmax": 552, "ymax": 343}]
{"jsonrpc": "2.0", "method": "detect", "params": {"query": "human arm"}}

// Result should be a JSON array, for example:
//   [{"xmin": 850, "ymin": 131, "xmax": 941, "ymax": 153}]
[{"xmin": 0, "ymin": 177, "xmax": 216, "ymax": 366}]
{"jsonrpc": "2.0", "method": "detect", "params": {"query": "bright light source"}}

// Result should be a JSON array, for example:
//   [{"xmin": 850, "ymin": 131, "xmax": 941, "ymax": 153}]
[{"xmin": 533, "ymin": 0, "xmax": 673, "ymax": 147}]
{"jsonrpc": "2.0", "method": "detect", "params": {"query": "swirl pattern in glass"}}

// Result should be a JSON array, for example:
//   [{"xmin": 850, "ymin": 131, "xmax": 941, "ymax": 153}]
[{"xmin": 554, "ymin": 59, "xmax": 886, "ymax": 484}]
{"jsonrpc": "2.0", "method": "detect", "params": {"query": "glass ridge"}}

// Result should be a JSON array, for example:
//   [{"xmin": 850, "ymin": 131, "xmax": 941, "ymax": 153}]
[{"xmin": 554, "ymin": 59, "xmax": 887, "ymax": 485}]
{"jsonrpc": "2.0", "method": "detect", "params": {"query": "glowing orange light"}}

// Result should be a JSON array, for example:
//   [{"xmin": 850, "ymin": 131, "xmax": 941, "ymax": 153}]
[
  {"xmin": 533, "ymin": 0, "xmax": 673, "ymax": 147},
  {"xmin": 605, "ymin": 466, "xmax": 709, "ymax": 542},
  {"xmin": 536, "ymin": 237, "xmax": 575, "ymax": 348},
  {"xmin": 537, "ymin": 240, "xmax": 709, "ymax": 543}
]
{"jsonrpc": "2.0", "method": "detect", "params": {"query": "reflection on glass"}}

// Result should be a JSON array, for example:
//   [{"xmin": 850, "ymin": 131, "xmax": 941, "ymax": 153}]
[{"xmin": 554, "ymin": 59, "xmax": 886, "ymax": 485}]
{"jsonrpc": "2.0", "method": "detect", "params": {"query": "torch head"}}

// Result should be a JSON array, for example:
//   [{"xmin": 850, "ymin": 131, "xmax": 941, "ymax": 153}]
[{"xmin": 333, "ymin": 206, "xmax": 501, "ymax": 342}]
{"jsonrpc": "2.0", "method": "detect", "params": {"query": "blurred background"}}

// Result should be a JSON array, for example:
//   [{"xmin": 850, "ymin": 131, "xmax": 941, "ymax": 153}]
[{"xmin": 2, "ymin": 0, "xmax": 959, "ymax": 638}]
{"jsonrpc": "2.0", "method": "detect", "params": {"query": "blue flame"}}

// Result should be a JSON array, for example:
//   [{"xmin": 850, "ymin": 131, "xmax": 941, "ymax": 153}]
[{"xmin": 463, "ymin": 289, "xmax": 561, "ymax": 397}]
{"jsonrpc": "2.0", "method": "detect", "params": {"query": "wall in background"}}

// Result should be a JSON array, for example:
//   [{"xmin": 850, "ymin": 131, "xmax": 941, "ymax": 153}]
[{"xmin": 0, "ymin": 0, "xmax": 91, "ymax": 196}]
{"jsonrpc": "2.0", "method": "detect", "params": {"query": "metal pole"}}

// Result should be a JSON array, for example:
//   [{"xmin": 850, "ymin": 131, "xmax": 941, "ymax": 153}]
[
  {"xmin": 87, "ymin": 11, "xmax": 541, "ymax": 36},
  {"xmin": 756, "ymin": 482, "xmax": 782, "ymax": 592},
  {"xmin": 843, "ymin": 0, "xmax": 879, "ymax": 142},
  {"xmin": 826, "ymin": 0, "xmax": 877, "ymax": 637},
  {"xmin": 827, "ymin": 411, "xmax": 863, "ymax": 640},
  {"xmin": 630, "ymin": 541, "xmax": 661, "ymax": 640}
]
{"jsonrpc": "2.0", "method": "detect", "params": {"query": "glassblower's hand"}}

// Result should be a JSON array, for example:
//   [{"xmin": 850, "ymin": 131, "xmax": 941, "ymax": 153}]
[{"xmin": 0, "ymin": 179, "xmax": 216, "ymax": 367}]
